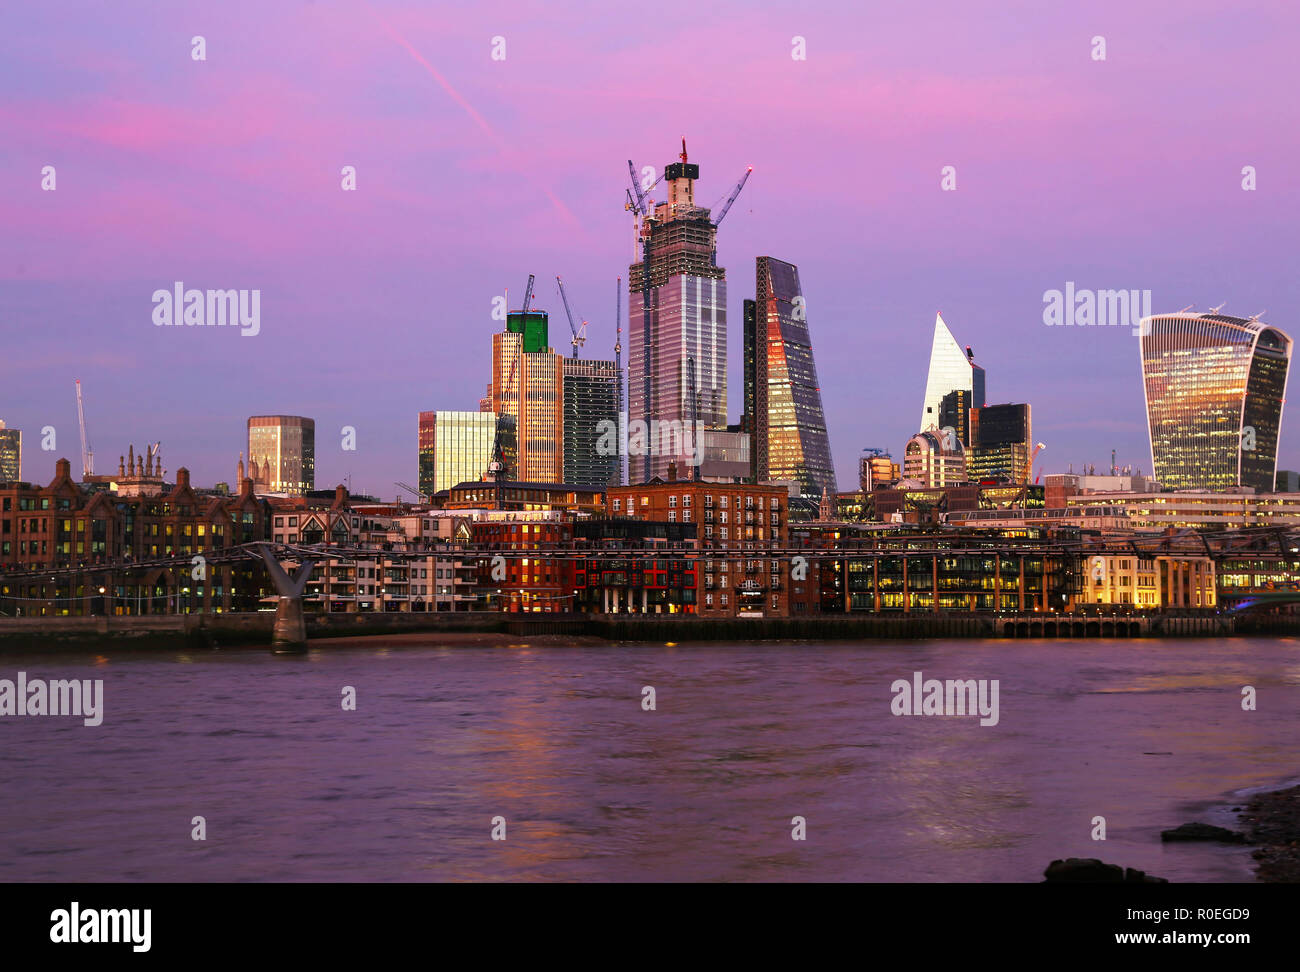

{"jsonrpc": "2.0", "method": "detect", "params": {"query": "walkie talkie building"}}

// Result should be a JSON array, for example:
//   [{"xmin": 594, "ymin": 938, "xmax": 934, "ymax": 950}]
[{"xmin": 1139, "ymin": 312, "xmax": 1292, "ymax": 491}]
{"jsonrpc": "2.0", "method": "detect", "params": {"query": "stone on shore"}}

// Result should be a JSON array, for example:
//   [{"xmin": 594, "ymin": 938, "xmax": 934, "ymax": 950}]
[
  {"xmin": 1043, "ymin": 858, "xmax": 1167, "ymax": 882},
  {"xmin": 1160, "ymin": 822, "xmax": 1247, "ymax": 843}
]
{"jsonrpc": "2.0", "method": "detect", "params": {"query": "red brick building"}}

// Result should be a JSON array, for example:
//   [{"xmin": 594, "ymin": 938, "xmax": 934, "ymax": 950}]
[
  {"xmin": 470, "ymin": 515, "xmax": 576, "ymax": 612},
  {"xmin": 606, "ymin": 478, "xmax": 789, "ymax": 617},
  {"xmin": 0, "ymin": 457, "xmax": 271, "ymax": 616}
]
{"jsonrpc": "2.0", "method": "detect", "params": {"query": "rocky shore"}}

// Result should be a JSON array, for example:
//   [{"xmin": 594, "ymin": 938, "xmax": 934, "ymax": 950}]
[
  {"xmin": 1236, "ymin": 783, "xmax": 1300, "ymax": 882},
  {"xmin": 1155, "ymin": 783, "xmax": 1300, "ymax": 882}
]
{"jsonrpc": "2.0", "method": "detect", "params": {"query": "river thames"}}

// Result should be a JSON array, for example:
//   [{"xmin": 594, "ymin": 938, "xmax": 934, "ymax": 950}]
[{"xmin": 2, "ymin": 636, "xmax": 1297, "ymax": 881}]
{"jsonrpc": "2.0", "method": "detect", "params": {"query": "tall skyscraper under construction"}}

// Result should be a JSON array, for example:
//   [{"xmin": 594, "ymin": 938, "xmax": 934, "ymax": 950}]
[
  {"xmin": 745, "ymin": 256, "xmax": 836, "ymax": 499},
  {"xmin": 1139, "ymin": 311, "xmax": 1292, "ymax": 490},
  {"xmin": 627, "ymin": 141, "xmax": 728, "ymax": 482}
]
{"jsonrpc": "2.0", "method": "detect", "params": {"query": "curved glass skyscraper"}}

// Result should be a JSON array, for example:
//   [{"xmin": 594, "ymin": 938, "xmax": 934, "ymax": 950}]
[
  {"xmin": 750, "ymin": 256, "xmax": 836, "ymax": 500},
  {"xmin": 1139, "ymin": 312, "xmax": 1292, "ymax": 491}
]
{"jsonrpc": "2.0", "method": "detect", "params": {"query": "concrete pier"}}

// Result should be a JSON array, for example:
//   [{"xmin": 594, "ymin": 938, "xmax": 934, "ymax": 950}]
[{"xmin": 271, "ymin": 596, "xmax": 308, "ymax": 653}]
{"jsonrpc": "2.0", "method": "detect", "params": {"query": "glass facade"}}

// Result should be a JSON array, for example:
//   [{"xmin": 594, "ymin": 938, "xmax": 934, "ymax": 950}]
[
  {"xmin": 1140, "ymin": 313, "xmax": 1292, "ymax": 490},
  {"xmin": 506, "ymin": 311, "xmax": 549, "ymax": 353},
  {"xmin": 561, "ymin": 357, "xmax": 620, "ymax": 487},
  {"xmin": 919, "ymin": 313, "xmax": 985, "ymax": 432},
  {"xmin": 969, "ymin": 403, "xmax": 1032, "ymax": 483},
  {"xmin": 628, "ymin": 150, "xmax": 727, "ymax": 483},
  {"xmin": 0, "ymin": 422, "xmax": 19, "ymax": 482},
  {"xmin": 418, "ymin": 410, "xmax": 497, "ymax": 496},
  {"xmin": 492, "ymin": 331, "xmax": 563, "ymax": 483},
  {"xmin": 247, "ymin": 415, "xmax": 314, "ymax": 494},
  {"xmin": 753, "ymin": 256, "xmax": 837, "ymax": 499}
]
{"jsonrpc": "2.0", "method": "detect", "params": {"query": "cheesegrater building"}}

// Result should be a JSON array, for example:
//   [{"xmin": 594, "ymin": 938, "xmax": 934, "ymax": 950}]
[
  {"xmin": 745, "ymin": 256, "xmax": 836, "ymax": 499},
  {"xmin": 1139, "ymin": 312, "xmax": 1292, "ymax": 491}
]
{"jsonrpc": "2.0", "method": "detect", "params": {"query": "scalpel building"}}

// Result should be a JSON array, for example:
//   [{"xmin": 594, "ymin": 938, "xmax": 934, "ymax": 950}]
[{"xmin": 1139, "ymin": 312, "xmax": 1292, "ymax": 491}]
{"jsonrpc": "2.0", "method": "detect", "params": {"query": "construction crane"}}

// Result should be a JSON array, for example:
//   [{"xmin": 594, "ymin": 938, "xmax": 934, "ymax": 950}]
[
  {"xmin": 614, "ymin": 277, "xmax": 624, "ymax": 485},
  {"xmin": 1025, "ymin": 442, "xmax": 1046, "ymax": 485},
  {"xmin": 624, "ymin": 157, "xmax": 659, "ymax": 482},
  {"xmin": 487, "ymin": 353, "xmax": 519, "ymax": 481},
  {"xmin": 710, "ymin": 166, "xmax": 752, "ymax": 265},
  {"xmin": 711, "ymin": 166, "xmax": 752, "ymax": 226},
  {"xmin": 624, "ymin": 160, "xmax": 664, "ymax": 218},
  {"xmin": 519, "ymin": 274, "xmax": 535, "ymax": 315},
  {"xmin": 74, "ymin": 379, "xmax": 93, "ymax": 480},
  {"xmin": 394, "ymin": 481, "xmax": 427, "ymax": 504},
  {"xmin": 555, "ymin": 276, "xmax": 588, "ymax": 358}
]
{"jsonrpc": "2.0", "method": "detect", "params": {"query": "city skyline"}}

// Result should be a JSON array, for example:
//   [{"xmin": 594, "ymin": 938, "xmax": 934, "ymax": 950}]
[{"xmin": 3, "ymin": 2, "xmax": 1299, "ymax": 497}]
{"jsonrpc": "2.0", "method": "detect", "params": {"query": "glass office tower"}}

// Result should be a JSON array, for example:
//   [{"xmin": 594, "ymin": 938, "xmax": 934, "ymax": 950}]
[
  {"xmin": 247, "ymin": 415, "xmax": 315, "ymax": 494},
  {"xmin": 1139, "ymin": 312, "xmax": 1292, "ymax": 491},
  {"xmin": 418, "ymin": 411, "xmax": 497, "ymax": 496},
  {"xmin": 919, "ymin": 313, "xmax": 985, "ymax": 432},
  {"xmin": 752, "ymin": 256, "xmax": 837, "ymax": 499},
  {"xmin": 491, "ymin": 330, "xmax": 563, "ymax": 482},
  {"xmin": 0, "ymin": 421, "xmax": 20, "ymax": 482},
  {"xmin": 562, "ymin": 357, "xmax": 620, "ymax": 487}
]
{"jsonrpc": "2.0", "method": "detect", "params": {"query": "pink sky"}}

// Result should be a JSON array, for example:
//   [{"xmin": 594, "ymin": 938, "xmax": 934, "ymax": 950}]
[{"xmin": 2, "ymin": 0, "xmax": 1298, "ymax": 493}]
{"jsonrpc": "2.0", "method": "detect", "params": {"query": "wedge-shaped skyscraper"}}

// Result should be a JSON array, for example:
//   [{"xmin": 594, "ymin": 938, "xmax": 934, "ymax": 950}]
[
  {"xmin": 747, "ymin": 256, "xmax": 836, "ymax": 499},
  {"xmin": 919, "ymin": 313, "xmax": 985, "ymax": 434},
  {"xmin": 1139, "ymin": 312, "xmax": 1291, "ymax": 491}
]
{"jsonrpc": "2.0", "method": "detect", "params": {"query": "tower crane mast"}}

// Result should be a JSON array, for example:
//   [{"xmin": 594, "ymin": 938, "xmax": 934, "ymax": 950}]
[
  {"xmin": 74, "ymin": 379, "xmax": 93, "ymax": 479},
  {"xmin": 555, "ymin": 276, "xmax": 588, "ymax": 358}
]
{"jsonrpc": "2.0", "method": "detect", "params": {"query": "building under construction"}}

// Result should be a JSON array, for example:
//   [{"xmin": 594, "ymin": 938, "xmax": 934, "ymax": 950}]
[{"xmin": 626, "ymin": 141, "xmax": 734, "ymax": 482}]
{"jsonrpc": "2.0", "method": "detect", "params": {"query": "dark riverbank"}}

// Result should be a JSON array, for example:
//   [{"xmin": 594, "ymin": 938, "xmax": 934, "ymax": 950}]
[
  {"xmin": 1239, "ymin": 784, "xmax": 1300, "ymax": 882},
  {"xmin": 3, "ymin": 607, "xmax": 1291, "ymax": 653}
]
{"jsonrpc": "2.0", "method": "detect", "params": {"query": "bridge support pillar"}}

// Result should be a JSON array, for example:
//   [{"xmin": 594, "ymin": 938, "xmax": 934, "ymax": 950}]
[
  {"xmin": 250, "ymin": 544, "xmax": 320, "ymax": 654},
  {"xmin": 272, "ymin": 596, "xmax": 307, "ymax": 651}
]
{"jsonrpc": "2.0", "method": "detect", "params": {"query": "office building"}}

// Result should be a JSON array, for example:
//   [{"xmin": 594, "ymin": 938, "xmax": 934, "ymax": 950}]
[
  {"xmin": 418, "ymin": 411, "xmax": 497, "ymax": 497},
  {"xmin": 561, "ymin": 357, "xmax": 620, "ymax": 487},
  {"xmin": 938, "ymin": 389, "xmax": 974, "ymax": 447},
  {"xmin": 1139, "ymin": 312, "xmax": 1292, "ymax": 490},
  {"xmin": 699, "ymin": 428, "xmax": 751, "ymax": 481},
  {"xmin": 903, "ymin": 429, "xmax": 967, "ymax": 488},
  {"xmin": 507, "ymin": 310, "xmax": 549, "ymax": 353},
  {"xmin": 749, "ymin": 256, "xmax": 837, "ymax": 499},
  {"xmin": 859, "ymin": 451, "xmax": 899, "ymax": 492},
  {"xmin": 919, "ymin": 313, "xmax": 985, "ymax": 432},
  {"xmin": 247, "ymin": 415, "xmax": 315, "ymax": 495},
  {"xmin": 628, "ymin": 141, "xmax": 727, "ymax": 482},
  {"xmin": 0, "ymin": 421, "xmax": 19, "ymax": 482},
  {"xmin": 968, "ymin": 403, "xmax": 1032, "ymax": 483},
  {"xmin": 491, "ymin": 330, "xmax": 564, "ymax": 483}
]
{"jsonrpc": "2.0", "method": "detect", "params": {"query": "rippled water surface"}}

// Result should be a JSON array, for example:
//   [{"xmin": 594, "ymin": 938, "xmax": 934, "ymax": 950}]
[{"xmin": 2, "ymin": 636, "xmax": 1298, "ymax": 881}]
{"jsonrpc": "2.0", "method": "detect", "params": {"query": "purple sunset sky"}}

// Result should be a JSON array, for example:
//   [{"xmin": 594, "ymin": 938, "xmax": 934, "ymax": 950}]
[{"xmin": 2, "ymin": 0, "xmax": 1298, "ymax": 496}]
